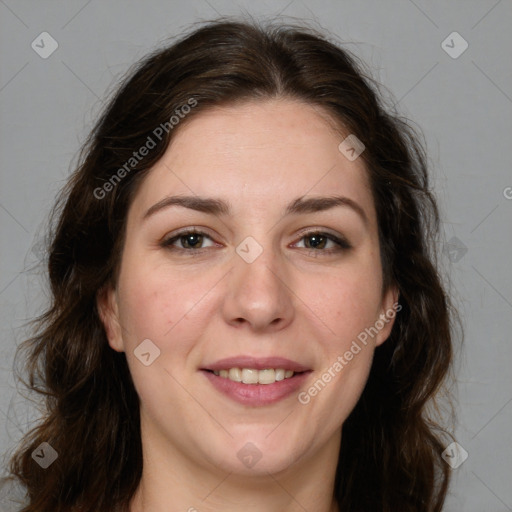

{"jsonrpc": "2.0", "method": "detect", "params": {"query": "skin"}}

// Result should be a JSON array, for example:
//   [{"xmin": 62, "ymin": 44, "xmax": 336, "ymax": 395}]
[{"xmin": 98, "ymin": 98, "xmax": 398, "ymax": 512}]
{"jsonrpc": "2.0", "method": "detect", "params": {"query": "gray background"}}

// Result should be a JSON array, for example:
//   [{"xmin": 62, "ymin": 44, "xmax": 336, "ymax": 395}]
[{"xmin": 1, "ymin": 1, "xmax": 511, "ymax": 510}]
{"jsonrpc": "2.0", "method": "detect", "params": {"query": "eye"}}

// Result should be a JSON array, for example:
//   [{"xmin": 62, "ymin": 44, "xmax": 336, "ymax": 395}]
[
  {"xmin": 160, "ymin": 228, "xmax": 351, "ymax": 256},
  {"xmin": 161, "ymin": 229, "xmax": 217, "ymax": 251},
  {"xmin": 293, "ymin": 231, "xmax": 351, "ymax": 255}
]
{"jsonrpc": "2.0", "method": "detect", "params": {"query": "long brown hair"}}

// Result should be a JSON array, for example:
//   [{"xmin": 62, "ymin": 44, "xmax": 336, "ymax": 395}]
[{"xmin": 5, "ymin": 18, "xmax": 458, "ymax": 511}]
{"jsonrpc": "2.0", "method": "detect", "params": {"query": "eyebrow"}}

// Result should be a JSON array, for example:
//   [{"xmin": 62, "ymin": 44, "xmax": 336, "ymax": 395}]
[{"xmin": 143, "ymin": 194, "xmax": 368, "ymax": 226}]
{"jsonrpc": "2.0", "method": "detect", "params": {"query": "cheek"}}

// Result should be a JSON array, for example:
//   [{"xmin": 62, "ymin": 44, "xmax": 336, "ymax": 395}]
[
  {"xmin": 305, "ymin": 291, "xmax": 378, "ymax": 429},
  {"xmin": 116, "ymin": 262, "xmax": 224, "ymax": 379},
  {"xmin": 117, "ymin": 256, "xmax": 211, "ymax": 338},
  {"xmin": 312, "ymin": 346, "xmax": 373, "ymax": 433},
  {"xmin": 114, "ymin": 268, "xmax": 193, "ymax": 375},
  {"xmin": 300, "ymin": 263, "xmax": 382, "ymax": 421},
  {"xmin": 114, "ymin": 270, "xmax": 205, "ymax": 410},
  {"xmin": 310, "ymin": 260, "xmax": 383, "ymax": 344}
]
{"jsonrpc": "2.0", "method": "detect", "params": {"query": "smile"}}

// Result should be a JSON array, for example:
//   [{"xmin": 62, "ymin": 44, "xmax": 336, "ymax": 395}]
[{"xmin": 212, "ymin": 368, "xmax": 295, "ymax": 384}]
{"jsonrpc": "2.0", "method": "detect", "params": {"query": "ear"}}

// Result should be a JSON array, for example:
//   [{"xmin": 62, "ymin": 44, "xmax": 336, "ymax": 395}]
[
  {"xmin": 374, "ymin": 285, "xmax": 400, "ymax": 347},
  {"xmin": 96, "ymin": 284, "xmax": 125, "ymax": 352}
]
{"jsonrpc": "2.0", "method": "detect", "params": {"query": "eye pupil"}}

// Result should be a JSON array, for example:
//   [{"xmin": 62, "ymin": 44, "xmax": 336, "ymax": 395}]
[
  {"xmin": 306, "ymin": 234, "xmax": 326, "ymax": 249},
  {"xmin": 182, "ymin": 233, "xmax": 203, "ymax": 248}
]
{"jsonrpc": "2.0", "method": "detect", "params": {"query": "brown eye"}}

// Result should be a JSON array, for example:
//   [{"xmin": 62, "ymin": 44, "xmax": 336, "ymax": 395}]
[
  {"xmin": 295, "ymin": 231, "xmax": 352, "ymax": 253},
  {"xmin": 162, "ymin": 230, "xmax": 216, "ymax": 251},
  {"xmin": 179, "ymin": 233, "xmax": 204, "ymax": 249},
  {"xmin": 304, "ymin": 233, "xmax": 328, "ymax": 249}
]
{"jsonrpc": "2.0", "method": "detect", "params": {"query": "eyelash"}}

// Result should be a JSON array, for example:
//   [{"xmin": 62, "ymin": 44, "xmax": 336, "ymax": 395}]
[{"xmin": 160, "ymin": 228, "xmax": 352, "ymax": 257}]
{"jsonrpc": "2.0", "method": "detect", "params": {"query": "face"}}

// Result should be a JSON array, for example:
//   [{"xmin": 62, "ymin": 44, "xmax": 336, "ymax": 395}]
[{"xmin": 99, "ymin": 98, "xmax": 398, "ymax": 477}]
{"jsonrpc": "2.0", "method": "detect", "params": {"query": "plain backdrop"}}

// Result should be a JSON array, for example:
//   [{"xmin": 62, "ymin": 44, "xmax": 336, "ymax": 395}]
[{"xmin": 1, "ymin": 1, "xmax": 511, "ymax": 511}]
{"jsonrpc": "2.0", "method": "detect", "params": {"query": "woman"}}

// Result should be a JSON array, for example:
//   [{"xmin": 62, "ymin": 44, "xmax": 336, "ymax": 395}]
[{"xmin": 6, "ymin": 18, "xmax": 457, "ymax": 512}]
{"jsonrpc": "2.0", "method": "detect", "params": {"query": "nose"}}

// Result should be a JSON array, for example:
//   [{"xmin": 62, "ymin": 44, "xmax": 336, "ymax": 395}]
[{"xmin": 221, "ymin": 242, "xmax": 295, "ymax": 333}]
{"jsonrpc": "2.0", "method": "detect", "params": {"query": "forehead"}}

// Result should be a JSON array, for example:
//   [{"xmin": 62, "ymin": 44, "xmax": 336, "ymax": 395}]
[{"xmin": 130, "ymin": 98, "xmax": 376, "ymax": 225}]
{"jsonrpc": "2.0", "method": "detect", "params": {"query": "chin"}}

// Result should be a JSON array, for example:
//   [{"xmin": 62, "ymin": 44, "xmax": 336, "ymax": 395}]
[{"xmin": 202, "ymin": 429, "xmax": 308, "ymax": 476}]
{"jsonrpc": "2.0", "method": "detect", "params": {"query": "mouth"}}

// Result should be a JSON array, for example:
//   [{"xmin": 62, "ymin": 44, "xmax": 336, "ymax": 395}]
[
  {"xmin": 200, "ymin": 356, "xmax": 312, "ymax": 406},
  {"xmin": 208, "ymin": 367, "xmax": 297, "ymax": 384}
]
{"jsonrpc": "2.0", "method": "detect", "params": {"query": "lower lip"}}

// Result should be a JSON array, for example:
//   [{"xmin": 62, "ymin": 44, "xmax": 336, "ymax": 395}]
[{"xmin": 201, "ymin": 370, "xmax": 311, "ymax": 406}]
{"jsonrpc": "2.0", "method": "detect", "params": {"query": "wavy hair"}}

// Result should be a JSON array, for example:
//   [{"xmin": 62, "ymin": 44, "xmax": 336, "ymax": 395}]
[{"xmin": 5, "ymin": 18, "xmax": 458, "ymax": 512}]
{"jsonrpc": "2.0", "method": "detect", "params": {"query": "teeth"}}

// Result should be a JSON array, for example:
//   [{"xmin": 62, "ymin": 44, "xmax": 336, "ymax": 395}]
[
  {"xmin": 228, "ymin": 367, "xmax": 242, "ymax": 382},
  {"xmin": 242, "ymin": 368, "xmax": 259, "ymax": 384},
  {"xmin": 212, "ymin": 368, "xmax": 296, "ymax": 384},
  {"xmin": 258, "ymin": 369, "xmax": 275, "ymax": 384}
]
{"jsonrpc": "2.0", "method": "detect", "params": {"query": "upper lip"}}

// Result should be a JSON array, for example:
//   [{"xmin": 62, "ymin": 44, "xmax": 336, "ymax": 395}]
[{"xmin": 202, "ymin": 356, "xmax": 311, "ymax": 373}]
